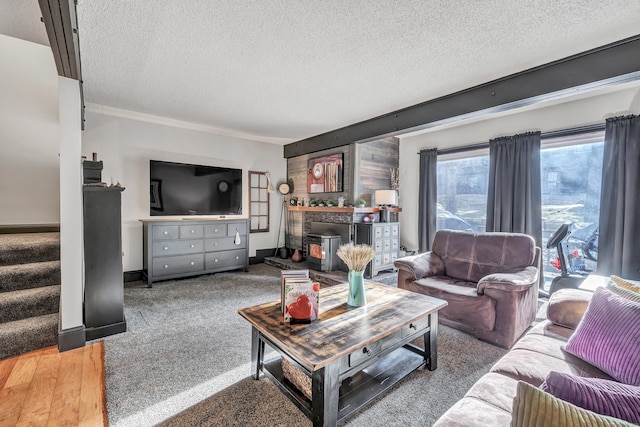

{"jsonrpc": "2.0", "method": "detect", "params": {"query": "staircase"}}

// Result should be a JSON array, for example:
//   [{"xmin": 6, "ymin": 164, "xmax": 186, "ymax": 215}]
[{"xmin": 0, "ymin": 232, "xmax": 61, "ymax": 360}]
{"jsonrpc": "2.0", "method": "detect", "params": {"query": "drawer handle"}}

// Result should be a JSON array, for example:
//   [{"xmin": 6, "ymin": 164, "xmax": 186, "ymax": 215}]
[
  {"xmin": 214, "ymin": 243, "xmax": 218, "ymax": 246},
  {"xmin": 362, "ymin": 347, "xmax": 371, "ymax": 356},
  {"xmin": 190, "ymin": 229, "xmax": 195, "ymax": 233},
  {"xmin": 190, "ymin": 261, "xmax": 195, "ymax": 265},
  {"xmin": 164, "ymin": 265, "xmax": 169, "ymax": 269},
  {"xmin": 214, "ymin": 228, "xmax": 218, "ymax": 232},
  {"xmin": 235, "ymin": 256, "xmax": 239, "ymax": 260},
  {"xmin": 163, "ymin": 231, "xmax": 168, "ymax": 235},
  {"xmin": 409, "ymin": 323, "xmax": 417, "ymax": 330},
  {"xmin": 215, "ymin": 259, "xmax": 219, "ymax": 263},
  {"xmin": 164, "ymin": 246, "xmax": 168, "ymax": 251},
  {"xmin": 190, "ymin": 244, "xmax": 195, "ymax": 248}
]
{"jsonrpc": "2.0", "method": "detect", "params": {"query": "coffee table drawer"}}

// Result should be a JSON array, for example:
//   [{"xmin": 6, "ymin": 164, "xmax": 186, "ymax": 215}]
[
  {"xmin": 381, "ymin": 331, "xmax": 402, "ymax": 351},
  {"xmin": 402, "ymin": 317, "xmax": 430, "ymax": 339},
  {"xmin": 349, "ymin": 340, "xmax": 382, "ymax": 367}
]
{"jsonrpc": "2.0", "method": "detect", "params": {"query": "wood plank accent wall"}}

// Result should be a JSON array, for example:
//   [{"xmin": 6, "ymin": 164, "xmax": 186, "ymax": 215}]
[
  {"xmin": 285, "ymin": 138, "xmax": 399, "ymax": 251},
  {"xmin": 354, "ymin": 137, "xmax": 399, "ymax": 205}
]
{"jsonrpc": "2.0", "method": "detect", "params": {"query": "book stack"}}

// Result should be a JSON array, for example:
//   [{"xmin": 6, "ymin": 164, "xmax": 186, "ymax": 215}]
[{"xmin": 281, "ymin": 270, "xmax": 319, "ymax": 324}]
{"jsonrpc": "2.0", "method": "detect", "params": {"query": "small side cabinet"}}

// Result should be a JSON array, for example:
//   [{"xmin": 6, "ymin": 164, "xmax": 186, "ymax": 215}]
[
  {"xmin": 83, "ymin": 186, "xmax": 126, "ymax": 341},
  {"xmin": 354, "ymin": 222, "xmax": 400, "ymax": 278}
]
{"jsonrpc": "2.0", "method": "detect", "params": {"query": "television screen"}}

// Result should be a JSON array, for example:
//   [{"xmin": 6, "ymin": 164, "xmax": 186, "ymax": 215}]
[{"xmin": 150, "ymin": 160, "xmax": 242, "ymax": 216}]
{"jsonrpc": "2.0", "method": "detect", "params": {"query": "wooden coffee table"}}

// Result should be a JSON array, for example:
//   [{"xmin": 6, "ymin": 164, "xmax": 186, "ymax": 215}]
[{"xmin": 238, "ymin": 281, "xmax": 447, "ymax": 426}]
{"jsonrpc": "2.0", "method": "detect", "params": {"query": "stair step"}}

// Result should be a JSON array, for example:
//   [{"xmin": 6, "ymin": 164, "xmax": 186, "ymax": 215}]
[
  {"xmin": 0, "ymin": 285, "xmax": 60, "ymax": 323},
  {"xmin": 0, "ymin": 232, "xmax": 60, "ymax": 266},
  {"xmin": 0, "ymin": 313, "xmax": 58, "ymax": 360},
  {"xmin": 0, "ymin": 260, "xmax": 61, "ymax": 293}
]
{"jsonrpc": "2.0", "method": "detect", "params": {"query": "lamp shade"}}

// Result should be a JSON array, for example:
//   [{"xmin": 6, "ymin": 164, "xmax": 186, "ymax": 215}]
[{"xmin": 374, "ymin": 190, "xmax": 397, "ymax": 206}]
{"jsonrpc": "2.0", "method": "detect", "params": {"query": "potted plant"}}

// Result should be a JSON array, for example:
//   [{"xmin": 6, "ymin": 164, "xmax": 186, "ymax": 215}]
[
  {"xmin": 326, "ymin": 199, "xmax": 335, "ymax": 207},
  {"xmin": 357, "ymin": 198, "xmax": 366, "ymax": 207},
  {"xmin": 309, "ymin": 199, "xmax": 317, "ymax": 207}
]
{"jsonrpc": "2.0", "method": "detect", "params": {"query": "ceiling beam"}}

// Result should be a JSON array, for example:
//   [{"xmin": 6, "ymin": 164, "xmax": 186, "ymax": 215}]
[
  {"xmin": 39, "ymin": 0, "xmax": 85, "ymax": 129},
  {"xmin": 284, "ymin": 34, "xmax": 640, "ymax": 158}
]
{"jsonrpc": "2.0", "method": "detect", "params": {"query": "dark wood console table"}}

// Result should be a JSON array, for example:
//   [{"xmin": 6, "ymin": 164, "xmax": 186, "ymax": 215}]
[{"xmin": 238, "ymin": 282, "xmax": 447, "ymax": 426}]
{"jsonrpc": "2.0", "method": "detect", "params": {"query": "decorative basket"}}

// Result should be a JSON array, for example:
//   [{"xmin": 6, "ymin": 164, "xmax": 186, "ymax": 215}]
[{"xmin": 281, "ymin": 356, "xmax": 312, "ymax": 400}]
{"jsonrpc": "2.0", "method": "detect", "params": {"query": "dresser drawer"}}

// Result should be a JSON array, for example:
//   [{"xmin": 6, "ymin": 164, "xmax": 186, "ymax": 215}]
[
  {"xmin": 401, "ymin": 317, "xmax": 431, "ymax": 339},
  {"xmin": 374, "ymin": 254, "xmax": 382, "ymax": 267},
  {"xmin": 227, "ymin": 222, "xmax": 247, "ymax": 236},
  {"xmin": 152, "ymin": 254, "xmax": 204, "ymax": 277},
  {"xmin": 349, "ymin": 340, "xmax": 382, "ymax": 367},
  {"xmin": 382, "ymin": 225, "xmax": 391, "ymax": 237},
  {"xmin": 391, "ymin": 239, "xmax": 399, "ymax": 250},
  {"xmin": 152, "ymin": 239, "xmax": 203, "ymax": 257},
  {"xmin": 204, "ymin": 224, "xmax": 227, "ymax": 238},
  {"xmin": 179, "ymin": 224, "xmax": 203, "ymax": 239},
  {"xmin": 391, "ymin": 224, "xmax": 399, "ymax": 237},
  {"xmin": 382, "ymin": 253, "xmax": 391, "ymax": 265},
  {"xmin": 374, "ymin": 240, "xmax": 383, "ymax": 252},
  {"xmin": 383, "ymin": 239, "xmax": 391, "ymax": 251},
  {"xmin": 374, "ymin": 226, "xmax": 383, "ymax": 238},
  {"xmin": 152, "ymin": 225, "xmax": 179, "ymax": 240},
  {"xmin": 205, "ymin": 249, "xmax": 246, "ymax": 270},
  {"xmin": 205, "ymin": 236, "xmax": 247, "ymax": 252}
]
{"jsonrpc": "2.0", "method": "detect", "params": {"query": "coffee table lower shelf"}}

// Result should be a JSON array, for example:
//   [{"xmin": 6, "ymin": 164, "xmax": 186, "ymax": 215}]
[{"xmin": 262, "ymin": 346, "xmax": 424, "ymax": 423}]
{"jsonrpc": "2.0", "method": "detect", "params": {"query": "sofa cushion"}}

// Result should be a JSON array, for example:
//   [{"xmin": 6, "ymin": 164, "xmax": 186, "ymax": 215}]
[
  {"xmin": 540, "ymin": 371, "xmax": 640, "ymax": 424},
  {"xmin": 564, "ymin": 287, "xmax": 640, "ymax": 386},
  {"xmin": 607, "ymin": 278, "xmax": 640, "ymax": 303},
  {"xmin": 547, "ymin": 288, "xmax": 592, "ymax": 329},
  {"xmin": 431, "ymin": 230, "xmax": 535, "ymax": 283},
  {"xmin": 610, "ymin": 275, "xmax": 640, "ymax": 294},
  {"xmin": 512, "ymin": 381, "xmax": 635, "ymax": 427},
  {"xmin": 432, "ymin": 394, "xmax": 512, "ymax": 427},
  {"xmin": 463, "ymin": 372, "xmax": 519, "ymax": 413},
  {"xmin": 412, "ymin": 276, "xmax": 495, "ymax": 331}
]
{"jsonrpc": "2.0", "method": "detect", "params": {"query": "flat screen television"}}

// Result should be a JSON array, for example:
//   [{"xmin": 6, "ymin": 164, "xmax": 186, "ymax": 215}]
[{"xmin": 150, "ymin": 160, "xmax": 243, "ymax": 216}]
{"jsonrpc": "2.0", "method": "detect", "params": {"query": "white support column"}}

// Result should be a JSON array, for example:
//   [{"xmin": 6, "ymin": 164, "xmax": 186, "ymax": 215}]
[{"xmin": 58, "ymin": 76, "xmax": 85, "ymax": 349}]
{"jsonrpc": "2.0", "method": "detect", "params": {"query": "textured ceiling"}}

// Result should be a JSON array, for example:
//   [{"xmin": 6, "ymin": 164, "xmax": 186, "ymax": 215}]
[
  {"xmin": 0, "ymin": 0, "xmax": 49, "ymax": 46},
  {"xmin": 4, "ymin": 1, "xmax": 640, "ymax": 144}
]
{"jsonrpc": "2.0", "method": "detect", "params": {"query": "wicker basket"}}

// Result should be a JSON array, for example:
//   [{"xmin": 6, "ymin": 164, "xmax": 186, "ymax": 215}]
[{"xmin": 281, "ymin": 356, "xmax": 312, "ymax": 400}]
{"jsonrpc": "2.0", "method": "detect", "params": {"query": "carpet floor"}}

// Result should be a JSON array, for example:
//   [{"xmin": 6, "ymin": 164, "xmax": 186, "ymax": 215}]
[{"xmin": 102, "ymin": 264, "xmax": 509, "ymax": 427}]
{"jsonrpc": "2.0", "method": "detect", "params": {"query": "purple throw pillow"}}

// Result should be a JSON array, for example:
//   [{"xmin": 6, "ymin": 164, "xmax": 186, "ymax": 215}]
[
  {"xmin": 540, "ymin": 371, "xmax": 640, "ymax": 424},
  {"xmin": 564, "ymin": 287, "xmax": 640, "ymax": 386}
]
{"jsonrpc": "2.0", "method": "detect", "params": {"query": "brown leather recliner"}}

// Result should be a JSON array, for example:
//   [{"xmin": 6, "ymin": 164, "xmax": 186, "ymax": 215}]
[{"xmin": 394, "ymin": 230, "xmax": 540, "ymax": 349}]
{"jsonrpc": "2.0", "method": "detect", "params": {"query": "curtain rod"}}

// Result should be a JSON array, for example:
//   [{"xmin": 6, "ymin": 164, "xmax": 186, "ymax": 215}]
[{"xmin": 417, "ymin": 123, "xmax": 606, "ymax": 155}]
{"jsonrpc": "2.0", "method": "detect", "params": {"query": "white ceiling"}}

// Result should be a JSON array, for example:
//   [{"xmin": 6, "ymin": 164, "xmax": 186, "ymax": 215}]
[{"xmin": 2, "ymin": 1, "xmax": 640, "ymax": 145}]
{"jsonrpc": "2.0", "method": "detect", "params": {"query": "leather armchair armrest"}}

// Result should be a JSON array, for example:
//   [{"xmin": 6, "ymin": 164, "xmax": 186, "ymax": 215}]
[
  {"xmin": 394, "ymin": 252, "xmax": 445, "ymax": 281},
  {"xmin": 477, "ymin": 266, "xmax": 539, "ymax": 294}
]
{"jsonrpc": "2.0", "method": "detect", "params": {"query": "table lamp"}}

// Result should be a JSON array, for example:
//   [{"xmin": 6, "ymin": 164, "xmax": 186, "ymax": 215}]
[{"xmin": 375, "ymin": 190, "xmax": 397, "ymax": 222}]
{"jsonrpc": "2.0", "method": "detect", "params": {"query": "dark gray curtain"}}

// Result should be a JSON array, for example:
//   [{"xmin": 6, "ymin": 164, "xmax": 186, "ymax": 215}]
[
  {"xmin": 486, "ymin": 132, "xmax": 542, "ymax": 248},
  {"xmin": 597, "ymin": 115, "xmax": 640, "ymax": 280},
  {"xmin": 418, "ymin": 149, "xmax": 437, "ymax": 252}
]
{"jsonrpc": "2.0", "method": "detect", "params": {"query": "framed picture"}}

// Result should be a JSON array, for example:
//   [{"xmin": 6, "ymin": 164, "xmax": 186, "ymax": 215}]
[
  {"xmin": 307, "ymin": 153, "xmax": 343, "ymax": 193},
  {"xmin": 150, "ymin": 179, "xmax": 163, "ymax": 210}
]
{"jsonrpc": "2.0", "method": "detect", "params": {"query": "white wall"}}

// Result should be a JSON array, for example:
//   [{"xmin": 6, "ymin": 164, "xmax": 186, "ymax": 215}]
[
  {"xmin": 81, "ymin": 111, "xmax": 287, "ymax": 272},
  {"xmin": 0, "ymin": 35, "xmax": 59, "ymax": 225},
  {"xmin": 58, "ymin": 77, "xmax": 84, "ymax": 331},
  {"xmin": 398, "ymin": 85, "xmax": 640, "ymax": 252}
]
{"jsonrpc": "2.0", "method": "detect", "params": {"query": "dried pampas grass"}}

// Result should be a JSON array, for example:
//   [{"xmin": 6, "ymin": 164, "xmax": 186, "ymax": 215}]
[{"xmin": 336, "ymin": 242, "xmax": 375, "ymax": 272}]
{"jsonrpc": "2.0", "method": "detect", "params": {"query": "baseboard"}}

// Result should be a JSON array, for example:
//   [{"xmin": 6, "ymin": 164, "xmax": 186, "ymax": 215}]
[
  {"xmin": 58, "ymin": 325, "xmax": 86, "ymax": 352},
  {"xmin": 250, "ymin": 248, "xmax": 277, "ymax": 265},
  {"xmin": 85, "ymin": 320, "xmax": 127, "ymax": 341},
  {"xmin": 0, "ymin": 224, "xmax": 60, "ymax": 234},
  {"xmin": 124, "ymin": 270, "xmax": 144, "ymax": 283}
]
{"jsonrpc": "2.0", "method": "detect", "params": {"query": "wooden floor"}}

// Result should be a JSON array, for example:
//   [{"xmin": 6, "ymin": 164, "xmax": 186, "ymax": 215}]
[{"xmin": 0, "ymin": 342, "xmax": 107, "ymax": 427}]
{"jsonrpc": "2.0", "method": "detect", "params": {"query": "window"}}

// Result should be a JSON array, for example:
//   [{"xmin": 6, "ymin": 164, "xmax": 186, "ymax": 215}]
[
  {"xmin": 436, "ymin": 151, "xmax": 489, "ymax": 233},
  {"xmin": 249, "ymin": 171, "xmax": 270, "ymax": 233},
  {"xmin": 541, "ymin": 130, "xmax": 604, "ymax": 286}
]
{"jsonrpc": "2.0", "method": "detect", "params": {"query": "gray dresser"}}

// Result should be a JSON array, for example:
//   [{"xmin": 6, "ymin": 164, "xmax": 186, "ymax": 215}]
[
  {"xmin": 141, "ymin": 218, "xmax": 249, "ymax": 286},
  {"xmin": 354, "ymin": 222, "xmax": 400, "ymax": 278}
]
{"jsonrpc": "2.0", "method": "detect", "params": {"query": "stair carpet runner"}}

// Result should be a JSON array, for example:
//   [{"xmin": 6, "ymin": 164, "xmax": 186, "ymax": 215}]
[{"xmin": 0, "ymin": 233, "xmax": 60, "ymax": 360}]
